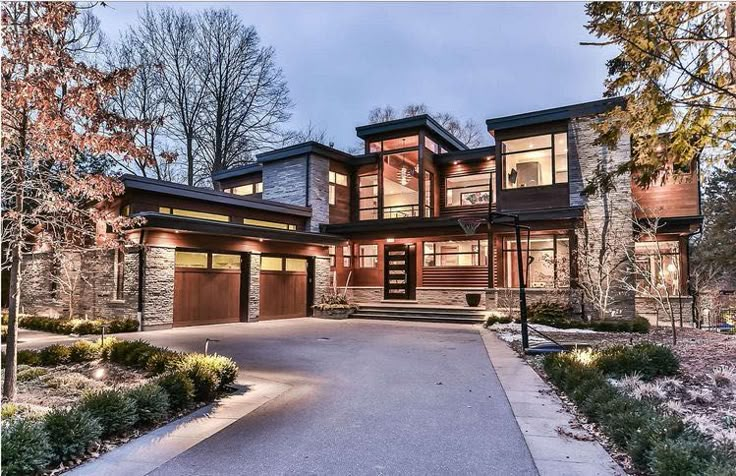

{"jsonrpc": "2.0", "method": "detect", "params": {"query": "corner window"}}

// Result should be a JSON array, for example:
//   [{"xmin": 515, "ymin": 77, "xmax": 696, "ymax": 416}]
[
  {"xmin": 502, "ymin": 236, "xmax": 569, "ymax": 288},
  {"xmin": 382, "ymin": 135, "xmax": 418, "ymax": 152},
  {"xmin": 358, "ymin": 174, "xmax": 378, "ymax": 220},
  {"xmin": 423, "ymin": 240, "xmax": 488, "ymax": 267},
  {"xmin": 502, "ymin": 133, "xmax": 567, "ymax": 189},
  {"xmin": 425, "ymin": 136, "xmax": 440, "ymax": 154},
  {"xmin": 358, "ymin": 245, "xmax": 378, "ymax": 268},
  {"xmin": 424, "ymin": 171, "xmax": 434, "ymax": 217},
  {"xmin": 634, "ymin": 241, "xmax": 681, "ymax": 295},
  {"xmin": 383, "ymin": 150, "xmax": 419, "ymax": 219},
  {"xmin": 445, "ymin": 173, "xmax": 494, "ymax": 207},
  {"xmin": 226, "ymin": 181, "xmax": 263, "ymax": 196}
]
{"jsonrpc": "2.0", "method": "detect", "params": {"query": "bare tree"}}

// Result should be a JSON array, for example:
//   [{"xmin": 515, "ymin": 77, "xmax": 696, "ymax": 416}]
[
  {"xmin": 280, "ymin": 121, "xmax": 331, "ymax": 147},
  {"xmin": 105, "ymin": 31, "xmax": 180, "ymax": 181},
  {"xmin": 139, "ymin": 7, "xmax": 208, "ymax": 185},
  {"xmin": 195, "ymin": 9, "xmax": 292, "ymax": 183},
  {"xmin": 367, "ymin": 103, "xmax": 486, "ymax": 148},
  {"xmin": 688, "ymin": 262, "xmax": 725, "ymax": 329}
]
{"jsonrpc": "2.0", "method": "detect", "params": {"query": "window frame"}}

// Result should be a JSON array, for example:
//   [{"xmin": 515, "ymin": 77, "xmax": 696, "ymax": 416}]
[
  {"xmin": 634, "ymin": 241, "xmax": 681, "ymax": 295},
  {"xmin": 243, "ymin": 218, "xmax": 297, "ymax": 231},
  {"xmin": 423, "ymin": 240, "xmax": 488, "ymax": 268},
  {"xmin": 444, "ymin": 172, "xmax": 494, "ymax": 208},
  {"xmin": 500, "ymin": 132, "xmax": 568, "ymax": 190},
  {"xmin": 342, "ymin": 244, "xmax": 352, "ymax": 268},
  {"xmin": 501, "ymin": 235, "xmax": 570, "ymax": 288},
  {"xmin": 358, "ymin": 244, "xmax": 378, "ymax": 268},
  {"xmin": 358, "ymin": 174, "xmax": 379, "ymax": 221},
  {"xmin": 159, "ymin": 207, "xmax": 231, "ymax": 223}
]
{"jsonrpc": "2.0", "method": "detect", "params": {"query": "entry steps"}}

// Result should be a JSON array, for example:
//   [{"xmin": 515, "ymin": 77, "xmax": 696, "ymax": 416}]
[{"xmin": 352, "ymin": 303, "xmax": 486, "ymax": 323}]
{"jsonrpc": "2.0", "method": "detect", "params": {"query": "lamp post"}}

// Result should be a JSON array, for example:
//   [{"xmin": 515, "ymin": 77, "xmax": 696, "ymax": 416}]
[{"xmin": 490, "ymin": 211, "xmax": 530, "ymax": 350}]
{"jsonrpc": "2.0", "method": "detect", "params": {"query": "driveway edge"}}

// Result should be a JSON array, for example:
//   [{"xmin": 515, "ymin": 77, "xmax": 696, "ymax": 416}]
[
  {"xmin": 69, "ymin": 374, "xmax": 291, "ymax": 476},
  {"xmin": 480, "ymin": 330, "xmax": 625, "ymax": 476}
]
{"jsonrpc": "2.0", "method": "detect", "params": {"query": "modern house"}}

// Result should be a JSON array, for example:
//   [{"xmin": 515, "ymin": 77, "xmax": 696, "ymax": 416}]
[{"xmin": 20, "ymin": 98, "xmax": 702, "ymax": 328}]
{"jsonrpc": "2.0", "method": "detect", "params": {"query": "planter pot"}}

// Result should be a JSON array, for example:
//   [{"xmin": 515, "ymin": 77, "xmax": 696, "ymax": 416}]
[
  {"xmin": 465, "ymin": 293, "xmax": 482, "ymax": 307},
  {"xmin": 313, "ymin": 307, "xmax": 355, "ymax": 320}
]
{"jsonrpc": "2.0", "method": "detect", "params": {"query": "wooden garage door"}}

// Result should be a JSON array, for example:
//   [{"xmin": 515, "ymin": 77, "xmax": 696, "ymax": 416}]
[
  {"xmin": 260, "ymin": 256, "xmax": 308, "ymax": 320},
  {"xmin": 173, "ymin": 251, "xmax": 242, "ymax": 327}
]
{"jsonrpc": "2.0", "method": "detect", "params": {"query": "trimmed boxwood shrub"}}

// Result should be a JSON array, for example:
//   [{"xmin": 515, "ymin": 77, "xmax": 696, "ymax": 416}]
[
  {"xmin": 18, "ymin": 315, "xmax": 138, "ymax": 336},
  {"xmin": 80, "ymin": 389, "xmax": 138, "ymax": 438},
  {"xmin": 156, "ymin": 372, "xmax": 195, "ymax": 412},
  {"xmin": 596, "ymin": 342, "xmax": 679, "ymax": 380},
  {"xmin": 176, "ymin": 354, "xmax": 238, "ymax": 390},
  {"xmin": 178, "ymin": 360, "xmax": 220, "ymax": 403},
  {"xmin": 16, "ymin": 349, "xmax": 42, "ymax": 366},
  {"xmin": 128, "ymin": 383, "xmax": 170, "ymax": 425},
  {"xmin": 39, "ymin": 344, "xmax": 72, "ymax": 366},
  {"xmin": 43, "ymin": 407, "xmax": 102, "ymax": 463},
  {"xmin": 528, "ymin": 302, "xmax": 571, "ymax": 325},
  {"xmin": 648, "ymin": 435, "xmax": 716, "ymax": 476},
  {"xmin": 68, "ymin": 340, "xmax": 102, "ymax": 363},
  {"xmin": 0, "ymin": 417, "xmax": 52, "ymax": 476}
]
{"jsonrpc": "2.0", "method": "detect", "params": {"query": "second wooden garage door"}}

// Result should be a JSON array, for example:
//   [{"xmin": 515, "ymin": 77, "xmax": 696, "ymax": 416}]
[{"xmin": 260, "ymin": 256, "xmax": 308, "ymax": 320}]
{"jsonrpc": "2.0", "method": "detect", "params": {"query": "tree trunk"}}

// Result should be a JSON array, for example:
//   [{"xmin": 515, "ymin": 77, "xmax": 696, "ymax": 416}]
[
  {"xmin": 186, "ymin": 135, "xmax": 194, "ymax": 186},
  {"xmin": 2, "ymin": 247, "xmax": 22, "ymax": 401}
]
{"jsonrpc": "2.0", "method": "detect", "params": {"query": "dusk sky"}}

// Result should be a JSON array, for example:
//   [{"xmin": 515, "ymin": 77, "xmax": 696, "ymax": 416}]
[{"xmin": 96, "ymin": 1, "xmax": 617, "ymax": 150}]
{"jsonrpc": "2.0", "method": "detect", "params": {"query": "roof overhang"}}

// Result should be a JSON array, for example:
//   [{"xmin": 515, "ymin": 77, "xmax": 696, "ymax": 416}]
[
  {"xmin": 486, "ymin": 97, "xmax": 626, "ymax": 133},
  {"xmin": 211, "ymin": 163, "xmax": 262, "ymax": 181},
  {"xmin": 122, "ymin": 175, "xmax": 311, "ymax": 218},
  {"xmin": 256, "ymin": 141, "xmax": 355, "ymax": 165},
  {"xmin": 135, "ymin": 212, "xmax": 345, "ymax": 246},
  {"xmin": 356, "ymin": 115, "xmax": 468, "ymax": 151},
  {"xmin": 434, "ymin": 146, "xmax": 496, "ymax": 166}
]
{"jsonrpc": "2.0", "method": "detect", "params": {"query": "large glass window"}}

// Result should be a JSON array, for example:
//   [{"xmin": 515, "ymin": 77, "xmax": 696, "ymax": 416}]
[
  {"xmin": 502, "ymin": 236, "xmax": 569, "ymax": 288},
  {"xmin": 634, "ymin": 241, "xmax": 681, "ymax": 295},
  {"xmin": 502, "ymin": 133, "xmax": 567, "ymax": 189},
  {"xmin": 424, "ymin": 240, "xmax": 488, "ymax": 267},
  {"xmin": 425, "ymin": 136, "xmax": 440, "ymax": 154},
  {"xmin": 368, "ymin": 135, "xmax": 419, "ymax": 153},
  {"xmin": 358, "ymin": 174, "xmax": 378, "ymax": 220},
  {"xmin": 445, "ymin": 173, "xmax": 494, "ymax": 207},
  {"xmin": 342, "ymin": 245, "xmax": 352, "ymax": 268},
  {"xmin": 383, "ymin": 150, "xmax": 419, "ymax": 219},
  {"xmin": 358, "ymin": 245, "xmax": 378, "ymax": 268},
  {"xmin": 424, "ymin": 171, "xmax": 433, "ymax": 217},
  {"xmin": 328, "ymin": 170, "xmax": 348, "ymax": 206}
]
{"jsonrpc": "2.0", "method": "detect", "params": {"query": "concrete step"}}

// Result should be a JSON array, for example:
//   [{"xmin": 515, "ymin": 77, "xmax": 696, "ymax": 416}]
[
  {"xmin": 352, "ymin": 305, "xmax": 486, "ymax": 323},
  {"xmin": 352, "ymin": 312, "xmax": 483, "ymax": 323}
]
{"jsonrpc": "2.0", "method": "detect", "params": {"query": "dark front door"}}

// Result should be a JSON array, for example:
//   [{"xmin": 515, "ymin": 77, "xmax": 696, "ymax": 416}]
[{"xmin": 383, "ymin": 244, "xmax": 416, "ymax": 300}]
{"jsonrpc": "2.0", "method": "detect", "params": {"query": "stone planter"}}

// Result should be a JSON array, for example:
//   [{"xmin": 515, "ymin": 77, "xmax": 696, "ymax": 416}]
[
  {"xmin": 465, "ymin": 293, "xmax": 482, "ymax": 307},
  {"xmin": 313, "ymin": 307, "xmax": 356, "ymax": 320}
]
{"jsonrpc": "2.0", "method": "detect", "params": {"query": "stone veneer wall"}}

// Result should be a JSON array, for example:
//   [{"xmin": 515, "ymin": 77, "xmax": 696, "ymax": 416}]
[
  {"xmin": 308, "ymin": 156, "xmax": 330, "ymax": 232},
  {"xmin": 262, "ymin": 156, "xmax": 307, "ymax": 207},
  {"xmin": 636, "ymin": 296, "xmax": 695, "ymax": 327},
  {"xmin": 247, "ymin": 252, "xmax": 261, "ymax": 322},
  {"xmin": 314, "ymin": 256, "xmax": 332, "ymax": 305},
  {"xmin": 486, "ymin": 288, "xmax": 583, "ymax": 316},
  {"xmin": 416, "ymin": 288, "xmax": 486, "ymax": 307},
  {"xmin": 569, "ymin": 116, "xmax": 635, "ymax": 320},
  {"xmin": 346, "ymin": 287, "xmax": 383, "ymax": 303},
  {"xmin": 141, "ymin": 246, "xmax": 175, "ymax": 329},
  {"xmin": 19, "ymin": 249, "xmax": 139, "ymax": 321}
]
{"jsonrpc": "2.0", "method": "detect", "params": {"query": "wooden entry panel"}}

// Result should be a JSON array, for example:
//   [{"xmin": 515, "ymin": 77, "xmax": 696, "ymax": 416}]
[
  {"xmin": 384, "ymin": 244, "xmax": 416, "ymax": 300},
  {"xmin": 173, "ymin": 269, "xmax": 240, "ymax": 327},
  {"xmin": 259, "ymin": 258, "xmax": 308, "ymax": 320}
]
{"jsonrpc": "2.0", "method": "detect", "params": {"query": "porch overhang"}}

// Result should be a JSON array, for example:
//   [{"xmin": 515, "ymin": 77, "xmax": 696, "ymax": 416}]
[{"xmin": 133, "ymin": 212, "xmax": 346, "ymax": 246}]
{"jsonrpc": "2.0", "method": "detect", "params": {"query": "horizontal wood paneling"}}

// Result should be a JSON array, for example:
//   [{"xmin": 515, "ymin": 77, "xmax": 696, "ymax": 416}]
[
  {"xmin": 633, "ymin": 176, "xmax": 699, "ymax": 218},
  {"xmin": 260, "ymin": 270, "xmax": 307, "ymax": 319},
  {"xmin": 497, "ymin": 183, "xmax": 569, "ymax": 212},
  {"xmin": 422, "ymin": 267, "xmax": 488, "ymax": 287}
]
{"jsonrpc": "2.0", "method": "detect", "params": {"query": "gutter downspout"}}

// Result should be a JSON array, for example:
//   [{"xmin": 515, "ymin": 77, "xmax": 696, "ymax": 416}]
[{"xmin": 137, "ymin": 229, "xmax": 145, "ymax": 331}]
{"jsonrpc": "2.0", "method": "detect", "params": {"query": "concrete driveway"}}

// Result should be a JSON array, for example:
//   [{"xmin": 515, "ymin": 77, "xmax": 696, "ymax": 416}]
[{"xmin": 113, "ymin": 318, "xmax": 537, "ymax": 476}]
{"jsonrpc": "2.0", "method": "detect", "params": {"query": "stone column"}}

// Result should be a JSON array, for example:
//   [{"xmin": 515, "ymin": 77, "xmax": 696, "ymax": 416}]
[
  {"xmin": 307, "ymin": 156, "xmax": 330, "ymax": 232},
  {"xmin": 314, "ymin": 256, "xmax": 332, "ymax": 305},
  {"xmin": 142, "ymin": 246, "xmax": 175, "ymax": 329},
  {"xmin": 248, "ymin": 251, "xmax": 261, "ymax": 322}
]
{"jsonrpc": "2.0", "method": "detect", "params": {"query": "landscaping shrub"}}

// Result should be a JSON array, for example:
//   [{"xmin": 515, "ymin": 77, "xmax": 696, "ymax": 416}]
[
  {"xmin": 16, "ymin": 348, "xmax": 42, "ymax": 366},
  {"xmin": 0, "ymin": 417, "xmax": 52, "ymax": 476},
  {"xmin": 18, "ymin": 315, "xmax": 138, "ymax": 336},
  {"xmin": 588, "ymin": 316, "xmax": 650, "ymax": 333},
  {"xmin": 1, "ymin": 403, "xmax": 19, "ymax": 419},
  {"xmin": 483, "ymin": 312, "xmax": 513, "ymax": 327},
  {"xmin": 177, "ymin": 353, "xmax": 238, "ymax": 390},
  {"xmin": 80, "ymin": 389, "xmax": 138, "ymax": 438},
  {"xmin": 68, "ymin": 340, "xmax": 102, "ymax": 363},
  {"xmin": 596, "ymin": 342, "xmax": 679, "ymax": 380},
  {"xmin": 145, "ymin": 348, "xmax": 182, "ymax": 374},
  {"xmin": 156, "ymin": 371, "xmax": 195, "ymax": 412},
  {"xmin": 17, "ymin": 366, "xmax": 48, "ymax": 382},
  {"xmin": 107, "ymin": 339, "xmax": 158, "ymax": 369},
  {"xmin": 178, "ymin": 359, "xmax": 220, "ymax": 402},
  {"xmin": 528, "ymin": 301, "xmax": 571, "ymax": 325},
  {"xmin": 43, "ymin": 407, "xmax": 102, "ymax": 463},
  {"xmin": 648, "ymin": 435, "xmax": 716, "ymax": 476},
  {"xmin": 128, "ymin": 383, "xmax": 170, "ymax": 426},
  {"xmin": 39, "ymin": 344, "xmax": 71, "ymax": 366}
]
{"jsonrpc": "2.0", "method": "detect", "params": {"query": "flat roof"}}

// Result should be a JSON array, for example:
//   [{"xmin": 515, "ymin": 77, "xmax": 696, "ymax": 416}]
[
  {"xmin": 136, "ymin": 212, "xmax": 345, "ymax": 246},
  {"xmin": 211, "ymin": 163, "xmax": 262, "ymax": 181},
  {"xmin": 434, "ymin": 146, "xmax": 495, "ymax": 165},
  {"xmin": 485, "ymin": 97, "xmax": 625, "ymax": 132},
  {"xmin": 122, "ymin": 175, "xmax": 312, "ymax": 218},
  {"xmin": 256, "ymin": 141, "xmax": 354, "ymax": 164},
  {"xmin": 355, "ymin": 115, "xmax": 468, "ymax": 151}
]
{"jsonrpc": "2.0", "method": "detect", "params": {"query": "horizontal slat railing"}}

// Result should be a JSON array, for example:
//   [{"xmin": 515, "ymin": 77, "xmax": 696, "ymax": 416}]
[{"xmin": 422, "ymin": 266, "xmax": 488, "ymax": 287}]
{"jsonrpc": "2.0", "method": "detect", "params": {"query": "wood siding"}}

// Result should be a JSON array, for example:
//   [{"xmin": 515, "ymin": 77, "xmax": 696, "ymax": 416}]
[
  {"xmin": 632, "ymin": 173, "xmax": 700, "ymax": 218},
  {"xmin": 422, "ymin": 267, "xmax": 488, "ymax": 287}
]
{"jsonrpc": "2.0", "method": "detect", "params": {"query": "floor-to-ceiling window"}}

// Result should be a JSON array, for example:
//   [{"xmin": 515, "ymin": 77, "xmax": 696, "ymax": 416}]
[
  {"xmin": 502, "ymin": 235, "xmax": 569, "ymax": 288},
  {"xmin": 371, "ymin": 135, "xmax": 420, "ymax": 219},
  {"xmin": 634, "ymin": 241, "xmax": 681, "ymax": 295}
]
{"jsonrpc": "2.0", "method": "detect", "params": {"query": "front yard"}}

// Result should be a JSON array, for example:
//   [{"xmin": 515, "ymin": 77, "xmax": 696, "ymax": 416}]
[
  {"xmin": 488, "ymin": 322, "xmax": 736, "ymax": 474},
  {"xmin": 1, "ymin": 339, "xmax": 239, "ymax": 475}
]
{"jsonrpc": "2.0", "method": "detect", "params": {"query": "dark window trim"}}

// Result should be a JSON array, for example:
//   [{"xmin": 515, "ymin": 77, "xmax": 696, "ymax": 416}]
[
  {"xmin": 358, "ymin": 173, "xmax": 379, "ymax": 220},
  {"xmin": 444, "ymin": 172, "xmax": 494, "ymax": 209},
  {"xmin": 500, "ymin": 131, "xmax": 569, "ymax": 191},
  {"xmin": 357, "ymin": 244, "xmax": 379, "ymax": 268},
  {"xmin": 500, "ymin": 234, "xmax": 570, "ymax": 288},
  {"xmin": 423, "ymin": 239, "xmax": 488, "ymax": 268}
]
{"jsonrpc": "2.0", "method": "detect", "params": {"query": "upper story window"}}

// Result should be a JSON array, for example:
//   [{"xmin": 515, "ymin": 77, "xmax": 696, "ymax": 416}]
[
  {"xmin": 225, "ymin": 181, "xmax": 263, "ymax": 196},
  {"xmin": 445, "ymin": 173, "xmax": 495, "ymax": 207},
  {"xmin": 383, "ymin": 150, "xmax": 419, "ymax": 219},
  {"xmin": 501, "ymin": 133, "xmax": 568, "ymax": 189},
  {"xmin": 329, "ymin": 171, "xmax": 348, "ymax": 206},
  {"xmin": 243, "ymin": 218, "xmax": 297, "ymax": 231},
  {"xmin": 159, "ymin": 206, "xmax": 230, "ymax": 223},
  {"xmin": 369, "ymin": 135, "xmax": 419, "ymax": 153},
  {"xmin": 425, "ymin": 137, "xmax": 440, "ymax": 154},
  {"xmin": 358, "ymin": 174, "xmax": 378, "ymax": 220}
]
